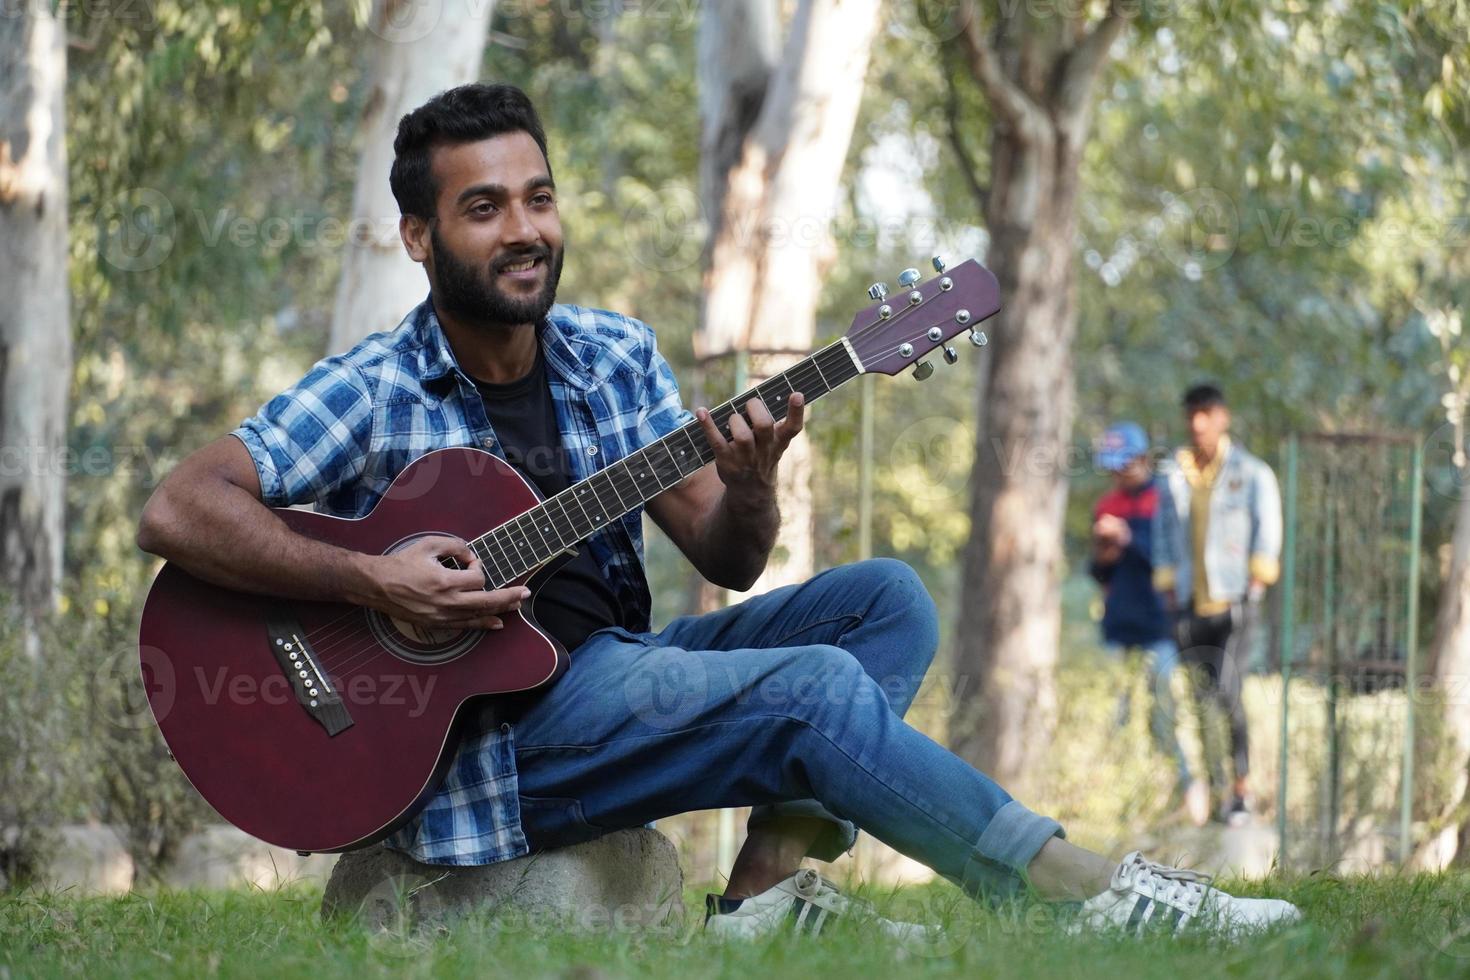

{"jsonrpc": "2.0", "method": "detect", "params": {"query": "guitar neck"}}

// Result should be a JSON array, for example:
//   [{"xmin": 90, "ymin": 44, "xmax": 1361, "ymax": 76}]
[{"xmin": 467, "ymin": 339, "xmax": 864, "ymax": 588}]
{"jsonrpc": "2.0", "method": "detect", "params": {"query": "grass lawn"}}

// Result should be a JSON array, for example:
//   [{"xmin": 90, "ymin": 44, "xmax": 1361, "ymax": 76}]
[{"xmin": 3, "ymin": 872, "xmax": 1470, "ymax": 978}]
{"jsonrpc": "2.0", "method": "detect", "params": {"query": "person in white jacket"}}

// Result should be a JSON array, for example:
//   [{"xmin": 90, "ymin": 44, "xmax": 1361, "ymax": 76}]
[{"xmin": 1153, "ymin": 384, "xmax": 1282, "ymax": 826}]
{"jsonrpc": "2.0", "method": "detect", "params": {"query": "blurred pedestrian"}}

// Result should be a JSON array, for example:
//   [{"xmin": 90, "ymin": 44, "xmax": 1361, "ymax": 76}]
[
  {"xmin": 1090, "ymin": 422, "xmax": 1206, "ymax": 825},
  {"xmin": 1153, "ymin": 385, "xmax": 1282, "ymax": 826}
]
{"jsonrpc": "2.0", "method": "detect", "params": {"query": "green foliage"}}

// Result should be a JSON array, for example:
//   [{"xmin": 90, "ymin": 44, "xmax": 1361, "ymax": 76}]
[
  {"xmin": 0, "ymin": 604, "xmax": 63, "ymax": 887},
  {"xmin": 0, "ymin": 590, "xmax": 212, "ymax": 885}
]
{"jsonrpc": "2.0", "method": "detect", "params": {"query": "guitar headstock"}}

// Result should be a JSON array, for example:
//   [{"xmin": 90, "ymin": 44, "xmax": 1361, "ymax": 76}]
[{"xmin": 842, "ymin": 257, "xmax": 1000, "ymax": 377}]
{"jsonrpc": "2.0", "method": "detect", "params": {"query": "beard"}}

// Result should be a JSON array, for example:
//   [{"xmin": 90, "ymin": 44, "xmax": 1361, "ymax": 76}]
[{"xmin": 429, "ymin": 224, "xmax": 564, "ymax": 328}]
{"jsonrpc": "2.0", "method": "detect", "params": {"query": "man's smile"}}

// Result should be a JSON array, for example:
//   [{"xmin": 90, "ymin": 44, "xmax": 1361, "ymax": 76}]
[{"xmin": 498, "ymin": 254, "xmax": 545, "ymax": 281}]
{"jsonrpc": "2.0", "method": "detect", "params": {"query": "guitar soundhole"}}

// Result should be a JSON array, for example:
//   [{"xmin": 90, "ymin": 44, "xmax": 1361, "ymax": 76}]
[
  {"xmin": 365, "ymin": 610, "xmax": 480, "ymax": 665},
  {"xmin": 367, "ymin": 530, "xmax": 488, "ymax": 664}
]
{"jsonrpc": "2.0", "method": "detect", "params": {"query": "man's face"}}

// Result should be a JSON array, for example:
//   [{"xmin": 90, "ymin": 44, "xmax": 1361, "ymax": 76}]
[
  {"xmin": 1113, "ymin": 455, "xmax": 1151, "ymax": 490},
  {"xmin": 1186, "ymin": 404, "xmax": 1230, "ymax": 455},
  {"xmin": 413, "ymin": 131, "xmax": 564, "ymax": 327}
]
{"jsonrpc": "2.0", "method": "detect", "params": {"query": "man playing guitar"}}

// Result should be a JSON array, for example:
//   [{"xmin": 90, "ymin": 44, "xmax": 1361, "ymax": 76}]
[{"xmin": 137, "ymin": 83, "xmax": 1298, "ymax": 940}]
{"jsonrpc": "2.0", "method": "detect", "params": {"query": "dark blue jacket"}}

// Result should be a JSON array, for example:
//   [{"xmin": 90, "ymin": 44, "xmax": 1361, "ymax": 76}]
[{"xmin": 1089, "ymin": 478, "xmax": 1171, "ymax": 646}]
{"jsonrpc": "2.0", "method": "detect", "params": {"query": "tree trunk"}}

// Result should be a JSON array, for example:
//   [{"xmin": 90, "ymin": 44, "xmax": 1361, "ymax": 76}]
[
  {"xmin": 696, "ymin": 0, "xmax": 881, "ymax": 594},
  {"xmin": 0, "ymin": 3, "xmax": 71, "ymax": 653},
  {"xmin": 1422, "ymin": 464, "xmax": 1470, "ymax": 868},
  {"xmin": 952, "ymin": 134, "xmax": 1082, "ymax": 789},
  {"xmin": 329, "ymin": 0, "xmax": 495, "ymax": 352},
  {"xmin": 947, "ymin": 3, "xmax": 1125, "ymax": 790}
]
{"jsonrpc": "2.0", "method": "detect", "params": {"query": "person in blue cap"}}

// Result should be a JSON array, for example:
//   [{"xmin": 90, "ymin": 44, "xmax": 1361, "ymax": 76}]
[{"xmin": 1090, "ymin": 422, "xmax": 1207, "ymax": 826}]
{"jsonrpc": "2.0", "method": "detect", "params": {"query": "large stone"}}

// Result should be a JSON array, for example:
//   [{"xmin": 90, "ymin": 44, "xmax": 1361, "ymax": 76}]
[{"xmin": 321, "ymin": 829, "xmax": 685, "ymax": 936}]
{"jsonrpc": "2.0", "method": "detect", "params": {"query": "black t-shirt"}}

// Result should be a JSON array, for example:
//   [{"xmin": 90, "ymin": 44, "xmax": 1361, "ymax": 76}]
[{"xmin": 471, "ymin": 344, "xmax": 626, "ymax": 656}]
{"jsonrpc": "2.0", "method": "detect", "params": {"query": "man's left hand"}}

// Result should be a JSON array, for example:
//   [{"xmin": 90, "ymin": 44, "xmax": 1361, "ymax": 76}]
[{"xmin": 696, "ymin": 392, "xmax": 805, "ymax": 503}]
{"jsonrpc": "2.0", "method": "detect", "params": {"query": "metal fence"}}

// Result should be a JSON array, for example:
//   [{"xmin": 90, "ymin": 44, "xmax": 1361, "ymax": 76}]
[{"xmin": 1276, "ymin": 432, "xmax": 1424, "ymax": 870}]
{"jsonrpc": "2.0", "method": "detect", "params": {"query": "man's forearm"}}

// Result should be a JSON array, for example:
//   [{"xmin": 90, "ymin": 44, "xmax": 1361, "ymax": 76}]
[
  {"xmin": 691, "ymin": 485, "xmax": 779, "ymax": 591},
  {"xmin": 138, "ymin": 478, "xmax": 378, "ymax": 605}
]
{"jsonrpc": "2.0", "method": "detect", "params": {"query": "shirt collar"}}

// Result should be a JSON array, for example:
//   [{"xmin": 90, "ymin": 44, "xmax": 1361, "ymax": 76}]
[
  {"xmin": 411, "ymin": 297, "xmax": 603, "ymax": 392},
  {"xmin": 1177, "ymin": 434, "xmax": 1233, "ymax": 487}
]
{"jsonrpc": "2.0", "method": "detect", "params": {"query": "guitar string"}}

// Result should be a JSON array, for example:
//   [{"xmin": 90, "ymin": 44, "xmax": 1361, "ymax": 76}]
[
  {"xmin": 301, "ymin": 298, "xmax": 977, "ymax": 673},
  {"xmin": 303, "ymin": 312, "xmax": 967, "ymax": 677}
]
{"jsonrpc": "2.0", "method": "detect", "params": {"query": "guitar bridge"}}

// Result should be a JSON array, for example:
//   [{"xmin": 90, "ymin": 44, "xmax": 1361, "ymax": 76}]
[{"xmin": 265, "ymin": 614, "xmax": 353, "ymax": 736}]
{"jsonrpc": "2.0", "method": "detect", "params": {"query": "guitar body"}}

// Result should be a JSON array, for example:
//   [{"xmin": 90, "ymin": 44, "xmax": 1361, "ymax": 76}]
[{"xmin": 138, "ymin": 447, "xmax": 570, "ymax": 854}]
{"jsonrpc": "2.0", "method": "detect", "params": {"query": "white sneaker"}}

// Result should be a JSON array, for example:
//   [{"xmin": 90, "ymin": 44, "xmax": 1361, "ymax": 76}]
[
  {"xmin": 704, "ymin": 868, "xmax": 936, "ymax": 943},
  {"xmin": 1072, "ymin": 851, "xmax": 1301, "ymax": 939}
]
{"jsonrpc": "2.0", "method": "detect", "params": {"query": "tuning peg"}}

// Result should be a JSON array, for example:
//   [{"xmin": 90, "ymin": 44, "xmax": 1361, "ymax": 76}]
[
  {"xmin": 913, "ymin": 360, "xmax": 934, "ymax": 381},
  {"xmin": 931, "ymin": 255, "xmax": 946, "ymax": 273},
  {"xmin": 898, "ymin": 268, "xmax": 922, "ymax": 288},
  {"xmin": 943, "ymin": 345, "xmax": 958, "ymax": 364},
  {"xmin": 867, "ymin": 282, "xmax": 888, "ymax": 301},
  {"xmin": 969, "ymin": 329, "xmax": 988, "ymax": 347}
]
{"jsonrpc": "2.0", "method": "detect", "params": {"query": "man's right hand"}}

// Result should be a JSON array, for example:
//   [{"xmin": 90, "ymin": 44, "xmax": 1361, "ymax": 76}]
[{"xmin": 364, "ymin": 535, "xmax": 530, "ymax": 631}]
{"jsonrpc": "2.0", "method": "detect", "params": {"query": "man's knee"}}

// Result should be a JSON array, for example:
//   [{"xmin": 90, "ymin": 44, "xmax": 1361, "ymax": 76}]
[{"xmin": 856, "ymin": 557, "xmax": 940, "ymax": 656}]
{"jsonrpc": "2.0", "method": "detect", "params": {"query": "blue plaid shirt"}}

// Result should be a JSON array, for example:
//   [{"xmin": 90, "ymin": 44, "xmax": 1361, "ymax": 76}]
[{"xmin": 233, "ymin": 296, "xmax": 693, "ymax": 865}]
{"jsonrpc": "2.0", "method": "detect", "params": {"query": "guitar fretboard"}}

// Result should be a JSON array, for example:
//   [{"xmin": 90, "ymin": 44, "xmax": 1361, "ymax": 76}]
[{"xmin": 467, "ymin": 340, "xmax": 861, "ymax": 588}]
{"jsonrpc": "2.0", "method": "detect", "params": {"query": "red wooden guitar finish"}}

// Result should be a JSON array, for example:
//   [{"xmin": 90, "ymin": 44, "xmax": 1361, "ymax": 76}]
[{"xmin": 138, "ymin": 258, "xmax": 1001, "ymax": 853}]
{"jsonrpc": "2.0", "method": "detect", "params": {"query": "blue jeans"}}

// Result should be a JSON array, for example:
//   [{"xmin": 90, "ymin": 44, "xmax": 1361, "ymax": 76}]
[
  {"xmin": 504, "ymin": 558, "xmax": 1065, "ymax": 900},
  {"xmin": 1105, "ymin": 637, "xmax": 1190, "ymax": 784}
]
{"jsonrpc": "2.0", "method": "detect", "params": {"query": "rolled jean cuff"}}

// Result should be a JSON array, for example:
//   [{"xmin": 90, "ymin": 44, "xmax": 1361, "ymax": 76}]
[
  {"xmin": 748, "ymin": 801, "xmax": 857, "ymax": 863},
  {"xmin": 975, "ymin": 799, "xmax": 1065, "ymax": 871}
]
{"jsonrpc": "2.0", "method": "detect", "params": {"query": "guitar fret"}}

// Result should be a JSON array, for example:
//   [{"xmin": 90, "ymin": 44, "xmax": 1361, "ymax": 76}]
[
  {"xmin": 598, "ymin": 465, "xmax": 632, "ymax": 511},
  {"xmin": 575, "ymin": 481, "xmax": 609, "ymax": 528},
  {"xmin": 483, "ymin": 528, "xmax": 521, "ymax": 583},
  {"xmin": 644, "ymin": 439, "xmax": 684, "ymax": 486},
  {"xmin": 530, "ymin": 501, "xmax": 569, "ymax": 554},
  {"xmin": 506, "ymin": 518, "xmax": 539, "ymax": 569},
  {"xmin": 517, "ymin": 512, "xmax": 554, "ymax": 563},
  {"xmin": 679, "ymin": 425, "xmax": 710, "ymax": 470},
  {"xmin": 470, "ymin": 539, "xmax": 502, "ymax": 585},
  {"xmin": 606, "ymin": 460, "xmax": 643, "ymax": 509},
  {"xmin": 628, "ymin": 447, "xmax": 667, "ymax": 497},
  {"xmin": 550, "ymin": 488, "xmax": 591, "ymax": 540}
]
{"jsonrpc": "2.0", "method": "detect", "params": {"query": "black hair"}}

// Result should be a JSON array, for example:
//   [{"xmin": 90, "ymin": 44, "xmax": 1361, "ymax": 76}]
[
  {"xmin": 389, "ymin": 83, "xmax": 552, "ymax": 220},
  {"xmin": 1182, "ymin": 383, "xmax": 1227, "ymax": 411}
]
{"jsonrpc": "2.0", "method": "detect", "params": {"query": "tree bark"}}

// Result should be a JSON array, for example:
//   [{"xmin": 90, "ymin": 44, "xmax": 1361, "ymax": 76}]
[
  {"xmin": 696, "ymin": 0, "xmax": 882, "ymax": 594},
  {"xmin": 948, "ymin": 2, "xmax": 1125, "ymax": 790},
  {"xmin": 0, "ymin": 3, "xmax": 71, "ymax": 653},
  {"xmin": 329, "ymin": 0, "xmax": 496, "ymax": 352},
  {"xmin": 1422, "ymin": 464, "xmax": 1470, "ymax": 868}
]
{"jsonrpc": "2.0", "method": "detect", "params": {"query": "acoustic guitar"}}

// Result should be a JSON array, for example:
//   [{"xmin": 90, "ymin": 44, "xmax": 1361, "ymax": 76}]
[{"xmin": 137, "ymin": 257, "xmax": 1000, "ymax": 853}]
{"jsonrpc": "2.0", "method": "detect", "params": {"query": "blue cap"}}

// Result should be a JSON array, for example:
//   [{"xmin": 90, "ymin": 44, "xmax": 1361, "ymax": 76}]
[{"xmin": 1095, "ymin": 422, "xmax": 1150, "ymax": 471}]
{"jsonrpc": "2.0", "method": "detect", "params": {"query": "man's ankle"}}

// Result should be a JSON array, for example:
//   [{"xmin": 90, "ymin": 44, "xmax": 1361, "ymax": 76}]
[{"xmin": 723, "ymin": 865, "xmax": 799, "ymax": 900}]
